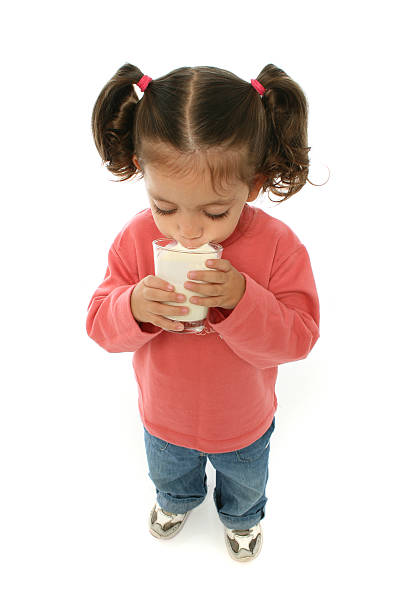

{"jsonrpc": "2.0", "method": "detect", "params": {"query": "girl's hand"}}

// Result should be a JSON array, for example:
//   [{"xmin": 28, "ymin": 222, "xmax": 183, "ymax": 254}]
[
  {"xmin": 130, "ymin": 276, "xmax": 189, "ymax": 332},
  {"xmin": 184, "ymin": 259, "xmax": 246, "ymax": 310}
]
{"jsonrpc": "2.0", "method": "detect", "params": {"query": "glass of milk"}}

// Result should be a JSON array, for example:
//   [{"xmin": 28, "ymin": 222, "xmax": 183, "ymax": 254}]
[{"xmin": 152, "ymin": 238, "xmax": 223, "ymax": 333}]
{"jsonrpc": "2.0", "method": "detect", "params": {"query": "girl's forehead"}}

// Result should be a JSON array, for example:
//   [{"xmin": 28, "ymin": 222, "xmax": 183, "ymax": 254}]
[
  {"xmin": 145, "ymin": 163, "xmax": 242, "ymax": 197},
  {"xmin": 139, "ymin": 141, "xmax": 252, "ymax": 197},
  {"xmin": 140, "ymin": 142, "xmax": 248, "ymax": 174}
]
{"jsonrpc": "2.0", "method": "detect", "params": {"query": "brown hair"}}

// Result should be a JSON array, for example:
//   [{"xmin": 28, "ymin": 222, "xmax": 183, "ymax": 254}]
[{"xmin": 91, "ymin": 63, "xmax": 323, "ymax": 203}]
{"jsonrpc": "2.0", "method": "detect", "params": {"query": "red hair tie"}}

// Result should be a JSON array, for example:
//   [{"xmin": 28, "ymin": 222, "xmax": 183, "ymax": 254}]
[
  {"xmin": 136, "ymin": 75, "xmax": 152, "ymax": 92},
  {"xmin": 251, "ymin": 79, "xmax": 266, "ymax": 96}
]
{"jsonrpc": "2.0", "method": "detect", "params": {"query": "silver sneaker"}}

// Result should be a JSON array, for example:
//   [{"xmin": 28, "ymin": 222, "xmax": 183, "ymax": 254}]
[
  {"xmin": 224, "ymin": 522, "xmax": 263, "ymax": 562},
  {"xmin": 148, "ymin": 501, "xmax": 191, "ymax": 539}
]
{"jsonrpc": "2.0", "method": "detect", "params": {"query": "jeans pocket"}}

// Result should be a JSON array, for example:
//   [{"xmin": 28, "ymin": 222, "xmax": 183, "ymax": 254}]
[
  {"xmin": 235, "ymin": 418, "xmax": 275, "ymax": 463},
  {"xmin": 144, "ymin": 426, "xmax": 170, "ymax": 452}
]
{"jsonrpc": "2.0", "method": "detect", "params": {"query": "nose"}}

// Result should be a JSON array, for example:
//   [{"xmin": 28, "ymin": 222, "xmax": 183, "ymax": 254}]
[
  {"xmin": 180, "ymin": 225, "xmax": 202, "ymax": 239},
  {"xmin": 177, "ymin": 217, "xmax": 203, "ymax": 247}
]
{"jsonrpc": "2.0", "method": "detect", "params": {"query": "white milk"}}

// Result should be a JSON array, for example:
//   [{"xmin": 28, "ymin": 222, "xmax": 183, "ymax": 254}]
[{"xmin": 155, "ymin": 241, "xmax": 220, "ymax": 323}]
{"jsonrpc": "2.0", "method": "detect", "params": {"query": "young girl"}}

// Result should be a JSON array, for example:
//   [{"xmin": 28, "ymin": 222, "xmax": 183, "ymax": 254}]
[{"xmin": 86, "ymin": 63, "xmax": 320, "ymax": 563}]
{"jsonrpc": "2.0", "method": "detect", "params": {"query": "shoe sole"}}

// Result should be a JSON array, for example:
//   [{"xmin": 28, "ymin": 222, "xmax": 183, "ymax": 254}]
[
  {"xmin": 224, "ymin": 524, "xmax": 263, "ymax": 562},
  {"xmin": 148, "ymin": 504, "xmax": 191, "ymax": 540}
]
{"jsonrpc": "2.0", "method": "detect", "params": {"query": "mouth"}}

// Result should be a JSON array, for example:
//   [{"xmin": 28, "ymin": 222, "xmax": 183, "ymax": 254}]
[{"xmin": 179, "ymin": 239, "xmax": 205, "ymax": 249}]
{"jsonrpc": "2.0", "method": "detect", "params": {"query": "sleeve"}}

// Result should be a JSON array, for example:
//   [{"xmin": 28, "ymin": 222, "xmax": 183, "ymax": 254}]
[
  {"xmin": 207, "ymin": 245, "xmax": 320, "ymax": 369},
  {"xmin": 86, "ymin": 244, "xmax": 162, "ymax": 353}
]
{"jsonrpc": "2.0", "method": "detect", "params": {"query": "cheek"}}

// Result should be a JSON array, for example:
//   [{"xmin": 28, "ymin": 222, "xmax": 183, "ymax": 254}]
[
  {"xmin": 151, "ymin": 214, "xmax": 176, "ymax": 240},
  {"xmin": 151, "ymin": 214, "xmax": 166, "ymax": 232}
]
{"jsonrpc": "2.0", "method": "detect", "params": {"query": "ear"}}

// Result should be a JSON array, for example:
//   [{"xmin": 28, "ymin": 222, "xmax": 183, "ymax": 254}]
[
  {"xmin": 132, "ymin": 155, "xmax": 142, "ymax": 171},
  {"xmin": 247, "ymin": 174, "xmax": 266, "ymax": 202}
]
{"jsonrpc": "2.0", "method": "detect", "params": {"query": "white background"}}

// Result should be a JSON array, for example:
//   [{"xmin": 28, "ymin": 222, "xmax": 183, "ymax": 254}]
[{"xmin": 1, "ymin": 1, "xmax": 400, "ymax": 610}]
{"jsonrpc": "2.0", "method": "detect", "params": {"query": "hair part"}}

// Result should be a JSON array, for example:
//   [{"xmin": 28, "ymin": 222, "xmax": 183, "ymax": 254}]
[{"xmin": 91, "ymin": 63, "xmax": 320, "ymax": 203}]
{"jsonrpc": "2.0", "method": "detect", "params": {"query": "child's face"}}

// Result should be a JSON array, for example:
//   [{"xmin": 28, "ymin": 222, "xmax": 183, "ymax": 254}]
[{"xmin": 134, "ymin": 158, "xmax": 258, "ymax": 248}]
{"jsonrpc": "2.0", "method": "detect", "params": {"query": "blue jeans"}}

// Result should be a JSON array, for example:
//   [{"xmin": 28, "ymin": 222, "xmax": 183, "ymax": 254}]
[{"xmin": 143, "ymin": 417, "xmax": 275, "ymax": 530}]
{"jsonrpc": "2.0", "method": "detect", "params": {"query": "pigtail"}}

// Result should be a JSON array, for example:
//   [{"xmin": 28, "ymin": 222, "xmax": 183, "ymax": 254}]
[
  {"xmin": 91, "ymin": 63, "xmax": 145, "ymax": 181},
  {"xmin": 254, "ymin": 64, "xmax": 312, "ymax": 202}
]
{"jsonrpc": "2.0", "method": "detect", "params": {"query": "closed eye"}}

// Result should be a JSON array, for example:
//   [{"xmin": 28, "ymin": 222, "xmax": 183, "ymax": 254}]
[{"xmin": 153, "ymin": 202, "xmax": 230, "ymax": 221}]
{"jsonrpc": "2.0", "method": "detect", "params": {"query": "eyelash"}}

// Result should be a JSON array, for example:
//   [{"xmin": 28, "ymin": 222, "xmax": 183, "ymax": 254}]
[{"xmin": 153, "ymin": 203, "xmax": 230, "ymax": 221}]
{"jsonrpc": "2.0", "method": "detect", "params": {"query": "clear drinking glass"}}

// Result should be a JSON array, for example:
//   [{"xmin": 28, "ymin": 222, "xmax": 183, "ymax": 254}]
[{"xmin": 152, "ymin": 238, "xmax": 223, "ymax": 333}]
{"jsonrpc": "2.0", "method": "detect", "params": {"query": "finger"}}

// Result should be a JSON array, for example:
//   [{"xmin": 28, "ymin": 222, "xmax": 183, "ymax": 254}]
[
  {"xmin": 143, "ymin": 276, "xmax": 184, "ymax": 303},
  {"xmin": 206, "ymin": 258, "xmax": 228, "ymax": 270},
  {"xmin": 188, "ymin": 294, "xmax": 221, "ymax": 306},
  {"xmin": 152, "ymin": 314, "xmax": 184, "ymax": 332},
  {"xmin": 151, "ymin": 300, "xmax": 189, "ymax": 318},
  {"xmin": 147, "ymin": 287, "xmax": 186, "ymax": 304},
  {"xmin": 186, "ymin": 271, "xmax": 225, "ymax": 284},
  {"xmin": 144, "ymin": 275, "xmax": 175, "ymax": 293},
  {"xmin": 184, "ymin": 280, "xmax": 222, "ymax": 295}
]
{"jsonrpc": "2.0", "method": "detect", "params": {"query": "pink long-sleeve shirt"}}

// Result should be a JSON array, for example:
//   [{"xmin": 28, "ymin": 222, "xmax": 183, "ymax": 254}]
[{"xmin": 86, "ymin": 204, "xmax": 320, "ymax": 453}]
